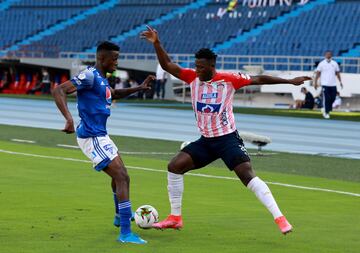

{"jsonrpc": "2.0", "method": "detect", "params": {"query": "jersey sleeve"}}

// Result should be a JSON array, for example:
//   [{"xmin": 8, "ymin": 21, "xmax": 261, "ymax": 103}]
[
  {"xmin": 228, "ymin": 72, "xmax": 252, "ymax": 90},
  {"xmin": 334, "ymin": 62, "xmax": 340, "ymax": 72},
  {"xmin": 71, "ymin": 68, "xmax": 95, "ymax": 90},
  {"xmin": 179, "ymin": 68, "xmax": 197, "ymax": 84},
  {"xmin": 316, "ymin": 62, "xmax": 323, "ymax": 72}
]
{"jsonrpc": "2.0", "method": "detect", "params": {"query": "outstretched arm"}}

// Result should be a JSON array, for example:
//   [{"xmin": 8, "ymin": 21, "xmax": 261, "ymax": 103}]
[
  {"xmin": 250, "ymin": 75, "xmax": 312, "ymax": 86},
  {"xmin": 52, "ymin": 81, "xmax": 77, "ymax": 134},
  {"xmin": 141, "ymin": 26, "xmax": 182, "ymax": 79},
  {"xmin": 111, "ymin": 75, "xmax": 155, "ymax": 99}
]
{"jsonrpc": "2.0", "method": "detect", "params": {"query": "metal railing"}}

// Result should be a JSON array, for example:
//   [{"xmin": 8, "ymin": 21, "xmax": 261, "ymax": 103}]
[
  {"xmin": 2, "ymin": 50, "xmax": 359, "ymax": 74},
  {"xmin": 0, "ymin": 50, "xmax": 44, "ymax": 59},
  {"xmin": 59, "ymin": 52, "xmax": 360, "ymax": 73}
]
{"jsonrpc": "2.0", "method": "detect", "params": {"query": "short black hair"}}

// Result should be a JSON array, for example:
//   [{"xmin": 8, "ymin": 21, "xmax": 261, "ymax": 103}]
[
  {"xmin": 96, "ymin": 41, "xmax": 120, "ymax": 53},
  {"xmin": 195, "ymin": 48, "xmax": 217, "ymax": 61}
]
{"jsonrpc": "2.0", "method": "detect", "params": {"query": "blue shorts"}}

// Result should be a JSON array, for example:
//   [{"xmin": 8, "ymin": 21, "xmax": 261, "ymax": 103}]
[{"xmin": 182, "ymin": 131, "xmax": 250, "ymax": 170}]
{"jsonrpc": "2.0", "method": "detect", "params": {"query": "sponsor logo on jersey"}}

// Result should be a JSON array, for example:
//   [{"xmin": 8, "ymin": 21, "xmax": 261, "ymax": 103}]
[
  {"xmin": 103, "ymin": 144, "xmax": 114, "ymax": 154},
  {"xmin": 105, "ymin": 87, "xmax": 112, "ymax": 104},
  {"xmin": 91, "ymin": 151, "xmax": 97, "ymax": 159},
  {"xmin": 201, "ymin": 93, "xmax": 218, "ymax": 99},
  {"xmin": 196, "ymin": 102, "xmax": 221, "ymax": 113}
]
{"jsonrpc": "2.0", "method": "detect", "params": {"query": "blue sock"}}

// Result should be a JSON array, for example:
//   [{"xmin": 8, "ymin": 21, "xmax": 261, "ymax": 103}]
[
  {"xmin": 118, "ymin": 200, "xmax": 132, "ymax": 235},
  {"xmin": 113, "ymin": 192, "xmax": 119, "ymax": 216}
]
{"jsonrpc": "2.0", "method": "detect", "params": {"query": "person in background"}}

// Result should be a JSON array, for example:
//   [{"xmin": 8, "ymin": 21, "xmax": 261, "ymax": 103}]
[
  {"xmin": 155, "ymin": 63, "xmax": 168, "ymax": 100},
  {"xmin": 0, "ymin": 70, "xmax": 10, "ymax": 92},
  {"xmin": 112, "ymin": 77, "xmax": 125, "ymax": 106},
  {"xmin": 41, "ymin": 68, "xmax": 51, "ymax": 94},
  {"xmin": 294, "ymin": 87, "xmax": 314, "ymax": 109},
  {"xmin": 27, "ymin": 72, "xmax": 42, "ymax": 95},
  {"xmin": 314, "ymin": 51, "xmax": 343, "ymax": 119}
]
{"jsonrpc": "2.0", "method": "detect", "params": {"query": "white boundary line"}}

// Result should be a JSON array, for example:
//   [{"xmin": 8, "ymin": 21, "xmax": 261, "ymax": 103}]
[
  {"xmin": 11, "ymin": 139, "xmax": 36, "ymax": 144},
  {"xmin": 0, "ymin": 149, "xmax": 359, "ymax": 197},
  {"xmin": 56, "ymin": 144, "xmax": 79, "ymax": 149},
  {"xmin": 55, "ymin": 145, "xmax": 275, "ymax": 156},
  {"xmin": 56, "ymin": 144, "xmax": 175, "ymax": 154}
]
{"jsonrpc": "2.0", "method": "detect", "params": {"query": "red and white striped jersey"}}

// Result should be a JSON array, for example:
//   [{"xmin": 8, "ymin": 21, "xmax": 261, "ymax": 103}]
[{"xmin": 179, "ymin": 68, "xmax": 252, "ymax": 138}]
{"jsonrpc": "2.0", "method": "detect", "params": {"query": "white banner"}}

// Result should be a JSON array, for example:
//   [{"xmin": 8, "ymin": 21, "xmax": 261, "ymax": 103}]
[{"xmin": 242, "ymin": 0, "xmax": 309, "ymax": 7}]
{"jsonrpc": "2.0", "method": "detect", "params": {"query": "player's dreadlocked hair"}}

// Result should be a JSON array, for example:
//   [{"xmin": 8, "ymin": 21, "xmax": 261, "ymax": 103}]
[
  {"xmin": 96, "ymin": 41, "xmax": 120, "ymax": 53},
  {"xmin": 195, "ymin": 48, "xmax": 217, "ymax": 62}
]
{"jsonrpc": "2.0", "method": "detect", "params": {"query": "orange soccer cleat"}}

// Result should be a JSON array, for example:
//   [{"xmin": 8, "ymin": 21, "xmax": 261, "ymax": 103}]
[
  {"xmin": 275, "ymin": 216, "xmax": 293, "ymax": 235},
  {"xmin": 152, "ymin": 215, "xmax": 183, "ymax": 230}
]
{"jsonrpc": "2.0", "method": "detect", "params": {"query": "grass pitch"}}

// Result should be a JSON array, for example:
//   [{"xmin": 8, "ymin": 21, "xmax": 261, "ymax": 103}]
[{"xmin": 0, "ymin": 125, "xmax": 359, "ymax": 253}]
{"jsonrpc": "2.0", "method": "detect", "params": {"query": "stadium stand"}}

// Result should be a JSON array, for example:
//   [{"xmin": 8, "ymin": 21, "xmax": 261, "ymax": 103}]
[
  {"xmin": 3, "ymin": 0, "xmax": 120, "ymax": 53},
  {"xmin": 0, "ymin": 0, "xmax": 359, "ymax": 75},
  {"xmin": 0, "ymin": 0, "xmax": 22, "ymax": 11},
  {"xmin": 217, "ymin": 1, "xmax": 360, "ymax": 58},
  {"xmin": 0, "ymin": 5, "xmax": 88, "ymax": 49},
  {"xmin": 118, "ymin": 1, "xmax": 296, "ymax": 54},
  {"xmin": 0, "ymin": 0, "xmax": 358, "ymax": 60},
  {"xmin": 16, "ymin": 1, "xmax": 197, "ymax": 57}
]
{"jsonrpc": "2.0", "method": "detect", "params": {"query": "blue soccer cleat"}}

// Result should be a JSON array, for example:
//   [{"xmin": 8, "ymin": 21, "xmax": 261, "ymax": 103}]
[
  {"xmin": 113, "ymin": 215, "xmax": 121, "ymax": 227},
  {"xmin": 117, "ymin": 233, "xmax": 147, "ymax": 244}
]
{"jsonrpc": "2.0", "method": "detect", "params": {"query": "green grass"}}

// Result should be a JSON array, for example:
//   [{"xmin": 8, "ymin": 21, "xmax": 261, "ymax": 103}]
[{"xmin": 0, "ymin": 126, "xmax": 359, "ymax": 253}]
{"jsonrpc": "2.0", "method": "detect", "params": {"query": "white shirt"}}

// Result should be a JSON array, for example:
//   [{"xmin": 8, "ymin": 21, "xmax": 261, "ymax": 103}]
[
  {"xmin": 316, "ymin": 59, "xmax": 340, "ymax": 87},
  {"xmin": 156, "ymin": 64, "xmax": 168, "ymax": 80}
]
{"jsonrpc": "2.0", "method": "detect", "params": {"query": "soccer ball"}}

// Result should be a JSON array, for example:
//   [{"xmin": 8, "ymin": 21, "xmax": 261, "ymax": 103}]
[
  {"xmin": 180, "ymin": 141, "xmax": 191, "ymax": 150},
  {"xmin": 134, "ymin": 205, "xmax": 159, "ymax": 229}
]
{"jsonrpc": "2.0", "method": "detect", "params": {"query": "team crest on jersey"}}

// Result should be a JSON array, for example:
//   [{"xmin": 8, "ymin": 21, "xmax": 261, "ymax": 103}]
[
  {"xmin": 105, "ymin": 87, "xmax": 112, "ymax": 104},
  {"xmin": 201, "ymin": 93, "xmax": 218, "ymax": 99},
  {"xmin": 197, "ymin": 102, "xmax": 221, "ymax": 113},
  {"xmin": 78, "ymin": 73, "xmax": 86, "ymax": 80}
]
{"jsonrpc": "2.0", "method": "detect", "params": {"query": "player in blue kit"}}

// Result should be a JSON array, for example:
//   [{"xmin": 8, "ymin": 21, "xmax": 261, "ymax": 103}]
[{"xmin": 53, "ymin": 41, "xmax": 154, "ymax": 244}]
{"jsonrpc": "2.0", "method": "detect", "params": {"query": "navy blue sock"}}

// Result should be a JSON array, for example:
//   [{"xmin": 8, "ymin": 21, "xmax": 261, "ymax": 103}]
[
  {"xmin": 118, "ymin": 200, "xmax": 132, "ymax": 235},
  {"xmin": 113, "ymin": 192, "xmax": 119, "ymax": 216}
]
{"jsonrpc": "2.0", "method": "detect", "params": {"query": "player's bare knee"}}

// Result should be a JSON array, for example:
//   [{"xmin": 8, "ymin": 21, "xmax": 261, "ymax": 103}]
[
  {"xmin": 167, "ymin": 161, "xmax": 177, "ymax": 173},
  {"xmin": 234, "ymin": 162, "xmax": 256, "ymax": 186},
  {"xmin": 167, "ymin": 160, "xmax": 184, "ymax": 174}
]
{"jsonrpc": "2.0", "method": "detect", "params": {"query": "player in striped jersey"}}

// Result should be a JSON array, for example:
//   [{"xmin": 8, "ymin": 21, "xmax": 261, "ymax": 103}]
[{"xmin": 141, "ymin": 26, "xmax": 311, "ymax": 235}]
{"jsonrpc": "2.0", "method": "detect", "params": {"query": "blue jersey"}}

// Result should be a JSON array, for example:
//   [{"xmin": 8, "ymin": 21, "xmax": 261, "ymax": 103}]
[{"xmin": 71, "ymin": 67, "xmax": 112, "ymax": 138}]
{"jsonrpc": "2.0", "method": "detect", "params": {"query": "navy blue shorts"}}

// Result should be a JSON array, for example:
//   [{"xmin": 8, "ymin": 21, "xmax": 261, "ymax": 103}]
[{"xmin": 182, "ymin": 131, "xmax": 250, "ymax": 170}]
